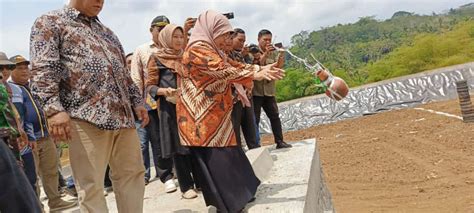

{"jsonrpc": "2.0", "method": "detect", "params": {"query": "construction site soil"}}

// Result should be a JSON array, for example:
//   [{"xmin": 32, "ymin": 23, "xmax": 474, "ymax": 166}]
[{"xmin": 261, "ymin": 97, "xmax": 474, "ymax": 212}]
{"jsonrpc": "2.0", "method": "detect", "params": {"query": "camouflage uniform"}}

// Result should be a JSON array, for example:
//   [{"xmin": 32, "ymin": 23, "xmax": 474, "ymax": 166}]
[{"xmin": 0, "ymin": 76, "xmax": 24, "ymax": 162}]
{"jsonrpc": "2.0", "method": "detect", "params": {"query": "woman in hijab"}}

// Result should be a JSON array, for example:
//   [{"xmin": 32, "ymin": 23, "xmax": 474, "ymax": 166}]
[
  {"xmin": 176, "ymin": 10, "xmax": 285, "ymax": 212},
  {"xmin": 146, "ymin": 24, "xmax": 199, "ymax": 199}
]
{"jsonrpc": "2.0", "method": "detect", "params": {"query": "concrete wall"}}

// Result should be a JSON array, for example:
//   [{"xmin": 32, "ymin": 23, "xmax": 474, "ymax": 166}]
[
  {"xmin": 303, "ymin": 139, "xmax": 334, "ymax": 213},
  {"xmin": 259, "ymin": 62, "xmax": 474, "ymax": 134}
]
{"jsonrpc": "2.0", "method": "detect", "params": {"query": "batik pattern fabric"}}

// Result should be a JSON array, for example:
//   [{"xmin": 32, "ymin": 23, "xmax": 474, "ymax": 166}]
[
  {"xmin": 30, "ymin": 7, "xmax": 142, "ymax": 130},
  {"xmin": 228, "ymin": 50, "xmax": 246, "ymax": 64},
  {"xmin": 177, "ymin": 41, "xmax": 258, "ymax": 147},
  {"xmin": 131, "ymin": 41, "xmax": 159, "ymax": 110},
  {"xmin": 228, "ymin": 51, "xmax": 254, "ymax": 98}
]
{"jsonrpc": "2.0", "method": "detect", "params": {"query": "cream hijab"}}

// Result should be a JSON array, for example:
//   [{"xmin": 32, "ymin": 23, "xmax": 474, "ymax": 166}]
[
  {"xmin": 154, "ymin": 24, "xmax": 184, "ymax": 71},
  {"xmin": 186, "ymin": 10, "xmax": 233, "ymax": 57}
]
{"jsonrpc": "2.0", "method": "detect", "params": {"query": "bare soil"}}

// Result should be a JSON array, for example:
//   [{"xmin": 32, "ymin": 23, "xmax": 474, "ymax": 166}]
[{"xmin": 262, "ymin": 97, "xmax": 474, "ymax": 212}]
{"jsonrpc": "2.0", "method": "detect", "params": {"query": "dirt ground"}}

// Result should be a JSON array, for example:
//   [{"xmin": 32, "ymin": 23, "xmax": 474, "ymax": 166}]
[{"xmin": 262, "ymin": 97, "xmax": 474, "ymax": 212}]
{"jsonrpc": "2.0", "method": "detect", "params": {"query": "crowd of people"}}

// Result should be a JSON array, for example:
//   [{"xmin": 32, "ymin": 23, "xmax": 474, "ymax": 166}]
[{"xmin": 0, "ymin": 0, "xmax": 294, "ymax": 212}]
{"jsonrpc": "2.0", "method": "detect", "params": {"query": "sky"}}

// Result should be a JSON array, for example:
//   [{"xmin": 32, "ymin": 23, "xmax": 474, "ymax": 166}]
[{"xmin": 1, "ymin": 0, "xmax": 473, "ymax": 58}]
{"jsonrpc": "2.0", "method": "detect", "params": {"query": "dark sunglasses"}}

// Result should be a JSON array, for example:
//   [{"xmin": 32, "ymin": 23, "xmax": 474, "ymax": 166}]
[{"xmin": 0, "ymin": 65, "xmax": 16, "ymax": 70}]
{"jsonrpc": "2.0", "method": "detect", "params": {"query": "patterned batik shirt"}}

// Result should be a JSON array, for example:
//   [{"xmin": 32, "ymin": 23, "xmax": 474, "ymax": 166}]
[
  {"xmin": 30, "ymin": 7, "xmax": 143, "ymax": 130},
  {"xmin": 177, "ymin": 41, "xmax": 259, "ymax": 147},
  {"xmin": 131, "ymin": 41, "xmax": 159, "ymax": 111},
  {"xmin": 228, "ymin": 50, "xmax": 246, "ymax": 64}
]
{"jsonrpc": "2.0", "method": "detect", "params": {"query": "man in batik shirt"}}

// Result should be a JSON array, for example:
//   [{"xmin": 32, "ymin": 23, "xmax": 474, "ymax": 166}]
[
  {"xmin": 30, "ymin": 0, "xmax": 149, "ymax": 212},
  {"xmin": 130, "ymin": 15, "xmax": 177, "ymax": 189}
]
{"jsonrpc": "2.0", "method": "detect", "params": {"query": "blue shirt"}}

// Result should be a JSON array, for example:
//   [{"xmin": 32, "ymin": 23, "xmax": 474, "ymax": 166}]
[{"xmin": 9, "ymin": 81, "xmax": 49, "ymax": 142}]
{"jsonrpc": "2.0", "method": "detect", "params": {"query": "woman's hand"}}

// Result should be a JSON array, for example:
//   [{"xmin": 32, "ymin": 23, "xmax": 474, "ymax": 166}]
[
  {"xmin": 234, "ymin": 84, "xmax": 251, "ymax": 107},
  {"xmin": 165, "ymin": 88, "xmax": 180, "ymax": 104},
  {"xmin": 158, "ymin": 87, "xmax": 178, "ymax": 97},
  {"xmin": 254, "ymin": 63, "xmax": 285, "ymax": 81}
]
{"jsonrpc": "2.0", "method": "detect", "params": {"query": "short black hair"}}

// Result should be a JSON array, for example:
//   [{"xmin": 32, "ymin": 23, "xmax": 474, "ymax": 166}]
[
  {"xmin": 229, "ymin": 31, "xmax": 236, "ymax": 37},
  {"xmin": 0, "ymin": 64, "xmax": 16, "ymax": 70},
  {"xmin": 258, "ymin": 29, "xmax": 272, "ymax": 39},
  {"xmin": 234, "ymin": 28, "xmax": 245, "ymax": 35},
  {"xmin": 125, "ymin": 53, "xmax": 133, "ymax": 59}
]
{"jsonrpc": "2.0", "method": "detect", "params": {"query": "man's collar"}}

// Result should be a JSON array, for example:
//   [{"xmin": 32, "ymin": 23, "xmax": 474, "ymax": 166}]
[
  {"xmin": 64, "ymin": 7, "xmax": 99, "ymax": 22},
  {"xmin": 7, "ymin": 78, "xmax": 29, "ymax": 87},
  {"xmin": 64, "ymin": 6, "xmax": 81, "ymax": 20}
]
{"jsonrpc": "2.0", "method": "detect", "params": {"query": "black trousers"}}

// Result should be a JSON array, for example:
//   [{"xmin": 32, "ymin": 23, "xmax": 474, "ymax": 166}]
[
  {"xmin": 146, "ymin": 110, "xmax": 174, "ymax": 183},
  {"xmin": 0, "ymin": 138, "xmax": 42, "ymax": 213},
  {"xmin": 231, "ymin": 101, "xmax": 260, "ymax": 149},
  {"xmin": 173, "ymin": 154, "xmax": 200, "ymax": 193},
  {"xmin": 253, "ymin": 96, "xmax": 284, "ymax": 144}
]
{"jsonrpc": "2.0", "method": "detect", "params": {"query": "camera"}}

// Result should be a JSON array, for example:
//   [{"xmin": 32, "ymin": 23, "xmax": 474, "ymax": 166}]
[
  {"xmin": 248, "ymin": 44, "xmax": 260, "ymax": 54},
  {"xmin": 274, "ymin": 42, "xmax": 283, "ymax": 48},
  {"xmin": 223, "ymin": 12, "xmax": 234, "ymax": 20}
]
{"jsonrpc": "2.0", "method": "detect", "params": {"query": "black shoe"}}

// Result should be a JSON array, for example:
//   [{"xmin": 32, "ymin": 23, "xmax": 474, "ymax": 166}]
[
  {"xmin": 145, "ymin": 178, "xmax": 150, "ymax": 185},
  {"xmin": 276, "ymin": 142, "xmax": 292, "ymax": 149}
]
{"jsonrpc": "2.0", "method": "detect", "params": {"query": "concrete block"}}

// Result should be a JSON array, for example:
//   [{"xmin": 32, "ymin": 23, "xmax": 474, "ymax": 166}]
[
  {"xmin": 246, "ymin": 139, "xmax": 315, "ymax": 212},
  {"xmin": 245, "ymin": 147, "xmax": 274, "ymax": 181}
]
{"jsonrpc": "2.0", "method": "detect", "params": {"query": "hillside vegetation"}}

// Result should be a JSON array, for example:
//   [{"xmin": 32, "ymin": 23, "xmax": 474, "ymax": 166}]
[{"xmin": 277, "ymin": 3, "xmax": 474, "ymax": 102}]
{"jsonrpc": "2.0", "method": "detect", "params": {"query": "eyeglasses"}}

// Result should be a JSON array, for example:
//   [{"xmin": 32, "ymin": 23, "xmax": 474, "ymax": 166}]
[{"xmin": 0, "ymin": 65, "xmax": 16, "ymax": 70}]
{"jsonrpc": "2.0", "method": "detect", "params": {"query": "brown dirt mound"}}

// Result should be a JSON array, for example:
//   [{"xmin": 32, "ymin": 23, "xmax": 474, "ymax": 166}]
[{"xmin": 262, "ymin": 97, "xmax": 474, "ymax": 212}]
